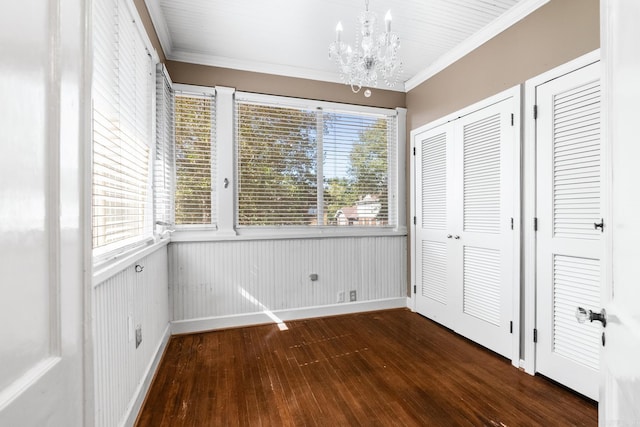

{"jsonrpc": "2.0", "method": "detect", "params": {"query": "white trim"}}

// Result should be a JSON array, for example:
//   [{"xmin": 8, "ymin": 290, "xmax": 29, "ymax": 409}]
[
  {"xmin": 215, "ymin": 86, "xmax": 237, "ymax": 236},
  {"xmin": 511, "ymin": 85, "xmax": 523, "ymax": 368},
  {"xmin": 409, "ymin": 110, "xmax": 417, "ymax": 313},
  {"xmin": 170, "ymin": 227, "xmax": 408, "ymax": 243},
  {"xmin": 521, "ymin": 49, "xmax": 600, "ymax": 375},
  {"xmin": 170, "ymin": 297, "xmax": 408, "ymax": 335},
  {"xmin": 404, "ymin": 0, "xmax": 550, "ymax": 91},
  {"xmin": 235, "ymin": 91, "xmax": 399, "ymax": 117},
  {"xmin": 123, "ymin": 325, "xmax": 171, "ymax": 427},
  {"xmin": 173, "ymin": 83, "xmax": 216, "ymax": 96},
  {"xmin": 395, "ymin": 108, "xmax": 408, "ymax": 232},
  {"xmin": 143, "ymin": 0, "xmax": 172, "ymax": 58},
  {"xmin": 92, "ymin": 239, "xmax": 169, "ymax": 286}
]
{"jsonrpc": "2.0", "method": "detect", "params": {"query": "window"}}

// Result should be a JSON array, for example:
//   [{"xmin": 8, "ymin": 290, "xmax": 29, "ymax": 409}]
[
  {"xmin": 174, "ymin": 90, "xmax": 217, "ymax": 227},
  {"xmin": 92, "ymin": 0, "xmax": 155, "ymax": 254},
  {"xmin": 154, "ymin": 64, "xmax": 175, "ymax": 234},
  {"xmin": 236, "ymin": 95, "xmax": 398, "ymax": 228}
]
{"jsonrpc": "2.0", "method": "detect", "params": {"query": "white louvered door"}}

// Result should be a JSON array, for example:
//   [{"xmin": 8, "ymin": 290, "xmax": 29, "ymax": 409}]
[
  {"xmin": 414, "ymin": 91, "xmax": 517, "ymax": 360},
  {"xmin": 535, "ymin": 62, "xmax": 601, "ymax": 401},
  {"xmin": 415, "ymin": 123, "xmax": 457, "ymax": 329},
  {"xmin": 453, "ymin": 100, "xmax": 515, "ymax": 358}
]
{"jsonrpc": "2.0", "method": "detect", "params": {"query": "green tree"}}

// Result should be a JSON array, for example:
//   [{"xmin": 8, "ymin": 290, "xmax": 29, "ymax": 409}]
[
  {"xmin": 237, "ymin": 103, "xmax": 318, "ymax": 226},
  {"xmin": 174, "ymin": 95, "xmax": 212, "ymax": 225},
  {"xmin": 347, "ymin": 119, "xmax": 389, "ymax": 223}
]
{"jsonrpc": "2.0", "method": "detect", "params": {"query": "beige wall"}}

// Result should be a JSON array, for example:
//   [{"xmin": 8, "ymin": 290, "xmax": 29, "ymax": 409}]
[
  {"xmin": 165, "ymin": 61, "xmax": 406, "ymax": 109},
  {"xmin": 406, "ymin": 0, "xmax": 599, "ymax": 132}
]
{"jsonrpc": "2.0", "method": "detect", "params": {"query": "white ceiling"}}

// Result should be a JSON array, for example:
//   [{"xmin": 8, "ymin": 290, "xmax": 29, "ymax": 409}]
[{"xmin": 145, "ymin": 0, "xmax": 549, "ymax": 92}]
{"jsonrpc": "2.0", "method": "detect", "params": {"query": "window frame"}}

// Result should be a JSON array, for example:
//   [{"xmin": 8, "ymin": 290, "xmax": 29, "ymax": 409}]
[
  {"xmin": 170, "ymin": 89, "xmax": 407, "ymax": 243},
  {"xmin": 172, "ymin": 84, "xmax": 218, "ymax": 231}
]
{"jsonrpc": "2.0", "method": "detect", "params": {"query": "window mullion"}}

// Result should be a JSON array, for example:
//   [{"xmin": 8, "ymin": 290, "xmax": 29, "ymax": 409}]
[{"xmin": 215, "ymin": 86, "xmax": 236, "ymax": 236}]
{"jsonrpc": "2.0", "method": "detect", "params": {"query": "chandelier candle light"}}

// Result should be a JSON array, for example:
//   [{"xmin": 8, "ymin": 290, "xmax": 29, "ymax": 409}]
[{"xmin": 329, "ymin": 0, "xmax": 402, "ymax": 94}]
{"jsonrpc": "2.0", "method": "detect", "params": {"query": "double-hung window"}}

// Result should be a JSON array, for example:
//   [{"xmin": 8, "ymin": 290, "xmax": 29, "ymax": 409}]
[
  {"xmin": 173, "ymin": 88, "xmax": 217, "ymax": 228},
  {"xmin": 235, "ymin": 94, "xmax": 398, "ymax": 229},
  {"xmin": 92, "ymin": 0, "xmax": 155, "ymax": 256}
]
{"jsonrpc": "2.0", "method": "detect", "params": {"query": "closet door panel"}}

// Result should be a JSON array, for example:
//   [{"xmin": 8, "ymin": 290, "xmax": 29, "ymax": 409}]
[
  {"xmin": 454, "ymin": 97, "xmax": 516, "ymax": 359},
  {"xmin": 415, "ymin": 124, "xmax": 457, "ymax": 329}
]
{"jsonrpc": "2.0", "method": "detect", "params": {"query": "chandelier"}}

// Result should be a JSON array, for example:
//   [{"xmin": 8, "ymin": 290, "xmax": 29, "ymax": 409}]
[{"xmin": 328, "ymin": 0, "xmax": 402, "ymax": 94}]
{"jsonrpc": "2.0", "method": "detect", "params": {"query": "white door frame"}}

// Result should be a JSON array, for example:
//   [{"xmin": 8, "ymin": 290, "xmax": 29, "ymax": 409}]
[
  {"xmin": 409, "ymin": 85, "xmax": 522, "ymax": 367},
  {"xmin": 522, "ymin": 49, "xmax": 601, "ymax": 375}
]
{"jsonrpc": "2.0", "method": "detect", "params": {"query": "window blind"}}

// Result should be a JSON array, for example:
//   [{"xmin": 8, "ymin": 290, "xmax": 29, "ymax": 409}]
[
  {"xmin": 92, "ymin": 0, "xmax": 154, "ymax": 251},
  {"xmin": 174, "ymin": 91, "xmax": 217, "ymax": 226},
  {"xmin": 236, "ymin": 96, "xmax": 397, "ymax": 227},
  {"xmin": 154, "ymin": 64, "xmax": 175, "ymax": 233}
]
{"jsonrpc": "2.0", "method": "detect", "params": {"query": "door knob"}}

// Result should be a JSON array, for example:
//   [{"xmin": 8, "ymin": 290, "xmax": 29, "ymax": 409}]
[{"xmin": 575, "ymin": 307, "xmax": 607, "ymax": 327}]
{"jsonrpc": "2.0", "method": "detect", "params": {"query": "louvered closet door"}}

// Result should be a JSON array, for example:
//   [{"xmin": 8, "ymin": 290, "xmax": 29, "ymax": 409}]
[
  {"xmin": 452, "ymin": 98, "xmax": 515, "ymax": 359},
  {"xmin": 415, "ymin": 123, "xmax": 458, "ymax": 330},
  {"xmin": 535, "ymin": 62, "xmax": 601, "ymax": 401}
]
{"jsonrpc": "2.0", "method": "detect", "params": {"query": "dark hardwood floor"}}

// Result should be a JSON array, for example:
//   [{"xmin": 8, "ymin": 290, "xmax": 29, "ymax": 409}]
[{"xmin": 136, "ymin": 309, "xmax": 596, "ymax": 426}]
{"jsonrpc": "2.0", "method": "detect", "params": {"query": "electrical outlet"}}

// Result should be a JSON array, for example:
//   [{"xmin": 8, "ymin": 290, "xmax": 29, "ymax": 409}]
[
  {"xmin": 349, "ymin": 290, "xmax": 357, "ymax": 302},
  {"xmin": 337, "ymin": 291, "xmax": 345, "ymax": 303},
  {"xmin": 135, "ymin": 325, "xmax": 142, "ymax": 348}
]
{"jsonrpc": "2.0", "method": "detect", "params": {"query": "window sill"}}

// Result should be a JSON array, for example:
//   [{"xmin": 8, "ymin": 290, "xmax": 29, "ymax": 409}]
[
  {"xmin": 169, "ymin": 226, "xmax": 408, "ymax": 243},
  {"xmin": 92, "ymin": 237, "xmax": 170, "ymax": 287}
]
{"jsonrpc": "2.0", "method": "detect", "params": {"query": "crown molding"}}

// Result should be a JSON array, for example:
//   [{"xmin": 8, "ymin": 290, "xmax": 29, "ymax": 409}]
[
  {"xmin": 404, "ymin": 0, "xmax": 550, "ymax": 92},
  {"xmin": 144, "ymin": 0, "xmax": 173, "ymax": 58}
]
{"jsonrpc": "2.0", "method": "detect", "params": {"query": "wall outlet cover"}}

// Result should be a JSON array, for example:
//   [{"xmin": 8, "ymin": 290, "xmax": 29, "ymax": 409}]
[{"xmin": 349, "ymin": 290, "xmax": 357, "ymax": 302}]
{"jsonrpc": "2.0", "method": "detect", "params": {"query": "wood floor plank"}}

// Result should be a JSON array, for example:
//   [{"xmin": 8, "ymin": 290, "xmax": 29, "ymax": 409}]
[{"xmin": 136, "ymin": 309, "xmax": 597, "ymax": 426}]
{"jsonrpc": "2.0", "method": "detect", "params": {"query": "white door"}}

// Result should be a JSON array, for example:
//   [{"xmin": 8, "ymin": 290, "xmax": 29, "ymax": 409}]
[
  {"xmin": 535, "ymin": 62, "xmax": 602, "ymax": 401},
  {"xmin": 454, "ymin": 100, "xmax": 515, "ymax": 359},
  {"xmin": 414, "ymin": 91, "xmax": 517, "ymax": 360},
  {"xmin": 600, "ymin": 0, "xmax": 640, "ymax": 424},
  {"xmin": 0, "ymin": 0, "xmax": 86, "ymax": 425},
  {"xmin": 415, "ymin": 123, "xmax": 457, "ymax": 330}
]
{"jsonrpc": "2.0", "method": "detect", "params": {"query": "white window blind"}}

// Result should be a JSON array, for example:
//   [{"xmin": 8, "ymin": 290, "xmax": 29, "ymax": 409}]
[
  {"xmin": 154, "ymin": 64, "xmax": 174, "ymax": 233},
  {"xmin": 236, "ymin": 96, "xmax": 397, "ymax": 227},
  {"xmin": 92, "ymin": 0, "xmax": 154, "ymax": 252},
  {"xmin": 174, "ymin": 91, "xmax": 217, "ymax": 226}
]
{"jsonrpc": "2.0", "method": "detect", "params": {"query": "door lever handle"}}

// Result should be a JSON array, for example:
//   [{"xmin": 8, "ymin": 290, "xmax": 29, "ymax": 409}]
[
  {"xmin": 447, "ymin": 234, "xmax": 452, "ymax": 239},
  {"xmin": 576, "ymin": 307, "xmax": 607, "ymax": 327}
]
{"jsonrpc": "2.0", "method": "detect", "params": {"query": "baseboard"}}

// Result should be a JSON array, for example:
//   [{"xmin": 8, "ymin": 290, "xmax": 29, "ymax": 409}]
[
  {"xmin": 170, "ymin": 297, "xmax": 408, "ymax": 335},
  {"xmin": 123, "ymin": 324, "xmax": 171, "ymax": 427}
]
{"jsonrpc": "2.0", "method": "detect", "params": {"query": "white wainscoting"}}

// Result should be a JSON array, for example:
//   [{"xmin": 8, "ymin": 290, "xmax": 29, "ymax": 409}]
[
  {"xmin": 168, "ymin": 236, "xmax": 408, "ymax": 326},
  {"xmin": 93, "ymin": 246, "xmax": 170, "ymax": 427}
]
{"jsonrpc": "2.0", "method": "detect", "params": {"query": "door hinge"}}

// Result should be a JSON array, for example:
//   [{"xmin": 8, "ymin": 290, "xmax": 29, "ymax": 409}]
[
  {"xmin": 413, "ymin": 216, "xmax": 416, "ymax": 225},
  {"xmin": 533, "ymin": 328, "xmax": 538, "ymax": 343},
  {"xmin": 533, "ymin": 217, "xmax": 538, "ymax": 231},
  {"xmin": 510, "ymin": 217, "xmax": 514, "ymax": 230},
  {"xmin": 413, "ymin": 285, "xmax": 417, "ymax": 294},
  {"xmin": 533, "ymin": 104, "xmax": 538, "ymax": 120},
  {"xmin": 413, "ymin": 147, "xmax": 416, "ymax": 156},
  {"xmin": 511, "ymin": 113, "xmax": 514, "ymax": 126},
  {"xmin": 510, "ymin": 321, "xmax": 513, "ymax": 334}
]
